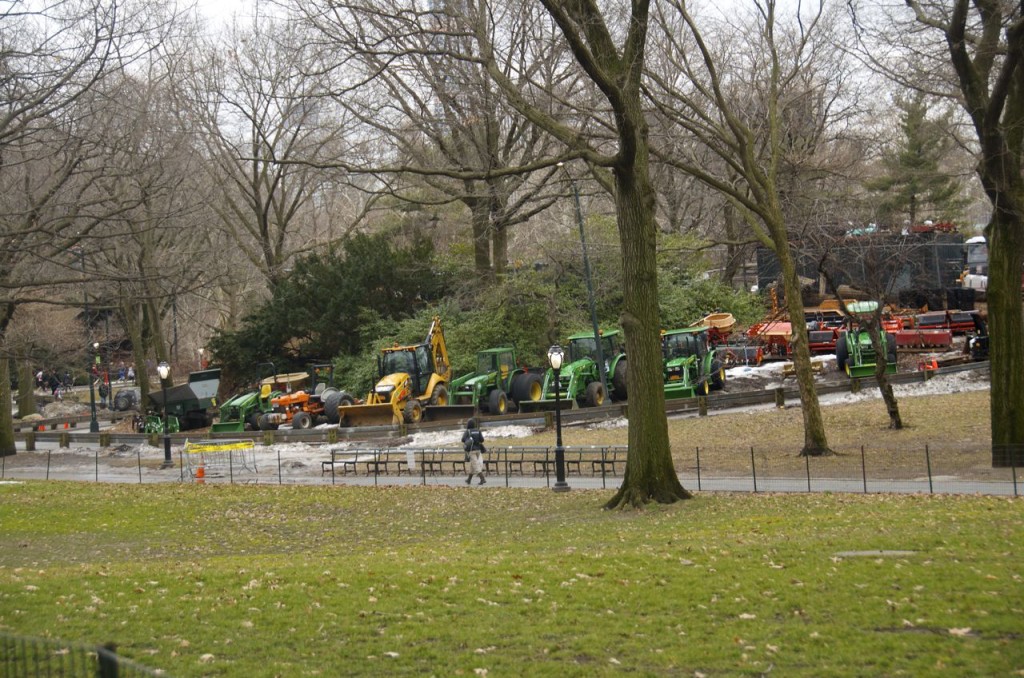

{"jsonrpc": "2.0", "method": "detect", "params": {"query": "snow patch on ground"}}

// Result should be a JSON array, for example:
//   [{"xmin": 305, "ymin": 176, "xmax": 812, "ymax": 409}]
[{"xmin": 404, "ymin": 424, "xmax": 539, "ymax": 448}]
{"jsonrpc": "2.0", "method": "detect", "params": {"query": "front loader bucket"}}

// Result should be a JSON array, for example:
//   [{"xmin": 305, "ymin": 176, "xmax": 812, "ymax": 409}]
[
  {"xmin": 211, "ymin": 421, "xmax": 246, "ymax": 433},
  {"xmin": 338, "ymin": 403, "xmax": 400, "ymax": 428},
  {"xmin": 516, "ymin": 398, "xmax": 575, "ymax": 413},
  {"xmin": 846, "ymin": 363, "xmax": 897, "ymax": 379},
  {"xmin": 663, "ymin": 382, "xmax": 696, "ymax": 400},
  {"xmin": 422, "ymin": 404, "xmax": 477, "ymax": 423}
]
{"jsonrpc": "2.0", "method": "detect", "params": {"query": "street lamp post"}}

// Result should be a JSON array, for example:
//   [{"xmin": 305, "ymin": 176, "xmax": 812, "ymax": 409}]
[
  {"xmin": 88, "ymin": 342, "xmax": 100, "ymax": 433},
  {"xmin": 157, "ymin": 361, "xmax": 173, "ymax": 469},
  {"xmin": 548, "ymin": 345, "xmax": 570, "ymax": 492},
  {"xmin": 558, "ymin": 163, "xmax": 607, "ymax": 392}
]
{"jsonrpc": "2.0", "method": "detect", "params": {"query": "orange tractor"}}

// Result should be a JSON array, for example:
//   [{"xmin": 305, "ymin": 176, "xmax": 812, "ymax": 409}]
[{"xmin": 257, "ymin": 364, "xmax": 341, "ymax": 430}]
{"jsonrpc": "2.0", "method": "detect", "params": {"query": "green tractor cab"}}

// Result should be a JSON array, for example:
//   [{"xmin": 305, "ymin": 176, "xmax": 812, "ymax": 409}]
[
  {"xmin": 661, "ymin": 326, "xmax": 725, "ymax": 399},
  {"xmin": 211, "ymin": 363, "xmax": 285, "ymax": 433},
  {"xmin": 835, "ymin": 301, "xmax": 897, "ymax": 378},
  {"xmin": 450, "ymin": 347, "xmax": 543, "ymax": 415},
  {"xmin": 520, "ymin": 330, "xmax": 627, "ymax": 411}
]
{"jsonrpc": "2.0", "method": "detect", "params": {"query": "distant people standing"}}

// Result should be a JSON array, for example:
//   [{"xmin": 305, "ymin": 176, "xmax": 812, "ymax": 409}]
[
  {"xmin": 47, "ymin": 371, "xmax": 61, "ymax": 399},
  {"xmin": 462, "ymin": 418, "xmax": 487, "ymax": 485},
  {"xmin": 98, "ymin": 380, "xmax": 109, "ymax": 409},
  {"xmin": 127, "ymin": 364, "xmax": 136, "ymax": 384},
  {"xmin": 117, "ymin": 361, "xmax": 126, "ymax": 382}
]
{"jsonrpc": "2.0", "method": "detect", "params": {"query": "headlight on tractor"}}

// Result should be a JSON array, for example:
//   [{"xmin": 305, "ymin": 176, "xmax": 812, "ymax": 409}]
[{"xmin": 375, "ymin": 385, "xmax": 395, "ymax": 396}]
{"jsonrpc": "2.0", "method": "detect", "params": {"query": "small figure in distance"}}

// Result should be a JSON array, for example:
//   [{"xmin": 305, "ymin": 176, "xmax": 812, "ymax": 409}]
[{"xmin": 462, "ymin": 418, "xmax": 487, "ymax": 486}]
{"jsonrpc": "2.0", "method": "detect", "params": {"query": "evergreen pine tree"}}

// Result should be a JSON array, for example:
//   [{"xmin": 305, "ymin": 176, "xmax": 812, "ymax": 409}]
[{"xmin": 865, "ymin": 93, "xmax": 966, "ymax": 228}]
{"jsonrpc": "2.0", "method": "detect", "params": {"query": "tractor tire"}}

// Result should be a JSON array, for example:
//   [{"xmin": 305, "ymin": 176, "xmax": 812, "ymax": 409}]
[
  {"xmin": 488, "ymin": 389, "xmax": 508, "ymax": 415},
  {"xmin": 709, "ymin": 360, "xmax": 726, "ymax": 390},
  {"xmin": 257, "ymin": 413, "xmax": 278, "ymax": 431},
  {"xmin": 886, "ymin": 333, "xmax": 898, "ymax": 364},
  {"xmin": 611, "ymin": 360, "xmax": 628, "ymax": 401},
  {"xmin": 403, "ymin": 399, "xmax": 423, "ymax": 424},
  {"xmin": 585, "ymin": 380, "xmax": 607, "ymax": 407},
  {"xmin": 112, "ymin": 390, "xmax": 134, "ymax": 412},
  {"xmin": 836, "ymin": 332, "xmax": 849, "ymax": 372},
  {"xmin": 322, "ymin": 390, "xmax": 343, "ymax": 424},
  {"xmin": 339, "ymin": 393, "xmax": 355, "ymax": 408},
  {"xmin": 292, "ymin": 411, "xmax": 313, "ymax": 430},
  {"xmin": 430, "ymin": 384, "xmax": 449, "ymax": 406},
  {"xmin": 511, "ymin": 372, "xmax": 543, "ymax": 404},
  {"xmin": 248, "ymin": 411, "xmax": 262, "ymax": 431},
  {"xmin": 697, "ymin": 379, "xmax": 710, "ymax": 396}
]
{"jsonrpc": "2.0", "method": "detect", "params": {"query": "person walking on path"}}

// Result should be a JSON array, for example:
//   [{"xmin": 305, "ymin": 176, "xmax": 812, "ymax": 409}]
[{"xmin": 462, "ymin": 418, "xmax": 487, "ymax": 485}]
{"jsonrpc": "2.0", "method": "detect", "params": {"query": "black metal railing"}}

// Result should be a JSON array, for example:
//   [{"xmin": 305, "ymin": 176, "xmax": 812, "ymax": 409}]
[
  {"xmin": 2, "ymin": 442, "xmax": 1020, "ymax": 496},
  {"xmin": 0, "ymin": 634, "xmax": 165, "ymax": 678}
]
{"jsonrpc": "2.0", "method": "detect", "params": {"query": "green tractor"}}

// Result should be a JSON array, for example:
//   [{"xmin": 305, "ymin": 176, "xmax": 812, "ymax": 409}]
[
  {"xmin": 450, "ymin": 347, "xmax": 544, "ymax": 415},
  {"xmin": 661, "ymin": 327, "xmax": 725, "ymax": 399},
  {"xmin": 521, "ymin": 330, "xmax": 627, "ymax": 411},
  {"xmin": 836, "ymin": 302, "xmax": 897, "ymax": 378},
  {"xmin": 211, "ymin": 363, "xmax": 285, "ymax": 433}
]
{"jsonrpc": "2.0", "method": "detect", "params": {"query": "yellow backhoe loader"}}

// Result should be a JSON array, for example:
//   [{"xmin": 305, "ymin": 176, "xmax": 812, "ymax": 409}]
[{"xmin": 338, "ymin": 316, "xmax": 472, "ymax": 427}]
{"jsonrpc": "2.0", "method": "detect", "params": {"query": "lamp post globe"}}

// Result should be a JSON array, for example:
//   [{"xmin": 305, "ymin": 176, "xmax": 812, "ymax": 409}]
[
  {"xmin": 88, "ymin": 342, "xmax": 100, "ymax": 433},
  {"xmin": 157, "ymin": 361, "xmax": 173, "ymax": 469},
  {"xmin": 547, "ymin": 345, "xmax": 569, "ymax": 492}
]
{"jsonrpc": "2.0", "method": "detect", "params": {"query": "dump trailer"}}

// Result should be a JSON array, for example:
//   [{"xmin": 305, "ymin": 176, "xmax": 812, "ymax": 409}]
[
  {"xmin": 211, "ymin": 363, "xmax": 284, "ymax": 433},
  {"xmin": 835, "ymin": 301, "xmax": 898, "ymax": 378},
  {"xmin": 450, "ymin": 347, "xmax": 543, "ymax": 415},
  {"xmin": 519, "ymin": 330, "xmax": 626, "ymax": 412},
  {"xmin": 337, "ymin": 316, "xmax": 472, "ymax": 427},
  {"xmin": 661, "ymin": 326, "xmax": 724, "ymax": 399},
  {"xmin": 145, "ymin": 368, "xmax": 221, "ymax": 433}
]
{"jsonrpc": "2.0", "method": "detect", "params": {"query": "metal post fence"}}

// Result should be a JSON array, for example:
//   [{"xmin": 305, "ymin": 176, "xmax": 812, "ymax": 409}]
[
  {"xmin": 695, "ymin": 447, "xmax": 702, "ymax": 491},
  {"xmin": 137, "ymin": 448, "xmax": 142, "ymax": 483},
  {"xmin": 805, "ymin": 452, "xmax": 811, "ymax": 492},
  {"xmin": 750, "ymin": 446, "xmax": 758, "ymax": 493},
  {"xmin": 925, "ymin": 444, "xmax": 934, "ymax": 494},
  {"xmin": 860, "ymin": 445, "xmax": 867, "ymax": 494},
  {"xmin": 600, "ymin": 448, "xmax": 607, "ymax": 489},
  {"xmin": 46, "ymin": 450, "xmax": 51, "ymax": 480}
]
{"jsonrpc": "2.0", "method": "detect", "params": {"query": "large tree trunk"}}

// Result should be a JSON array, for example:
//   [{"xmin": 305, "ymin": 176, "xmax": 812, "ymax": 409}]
[
  {"xmin": 0, "ymin": 358, "xmax": 14, "ymax": 456},
  {"xmin": 16, "ymin": 360, "xmax": 37, "ymax": 419},
  {"xmin": 466, "ymin": 196, "xmax": 493, "ymax": 280},
  {"xmin": 986, "ymin": 210, "xmax": 1024, "ymax": 466},
  {"xmin": 869, "ymin": 326, "xmax": 902, "ymax": 429},
  {"xmin": 605, "ymin": 117, "xmax": 691, "ymax": 508},
  {"xmin": 775, "ymin": 242, "xmax": 832, "ymax": 456}
]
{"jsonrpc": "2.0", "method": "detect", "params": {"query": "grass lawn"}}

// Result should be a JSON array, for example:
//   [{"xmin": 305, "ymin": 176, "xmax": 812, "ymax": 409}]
[{"xmin": 1, "ymin": 481, "xmax": 1021, "ymax": 676}]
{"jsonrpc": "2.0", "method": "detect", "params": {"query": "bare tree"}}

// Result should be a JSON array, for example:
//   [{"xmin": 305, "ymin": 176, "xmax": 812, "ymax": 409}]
[
  {"xmin": 0, "ymin": 0, "xmax": 178, "ymax": 455},
  {"xmin": 291, "ymin": 0, "xmax": 575, "ymax": 281},
  {"xmin": 851, "ymin": 0, "xmax": 1024, "ymax": 466},
  {"xmin": 181, "ymin": 14, "xmax": 363, "ymax": 303},
  {"xmin": 82, "ymin": 63, "xmax": 225, "ymax": 402},
  {"xmin": 455, "ymin": 0, "xmax": 690, "ymax": 506},
  {"xmin": 645, "ymin": 0, "xmax": 867, "ymax": 455}
]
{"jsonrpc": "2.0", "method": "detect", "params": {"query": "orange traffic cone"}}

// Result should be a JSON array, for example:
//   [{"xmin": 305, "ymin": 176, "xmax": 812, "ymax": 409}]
[{"xmin": 196, "ymin": 464, "xmax": 205, "ymax": 484}]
